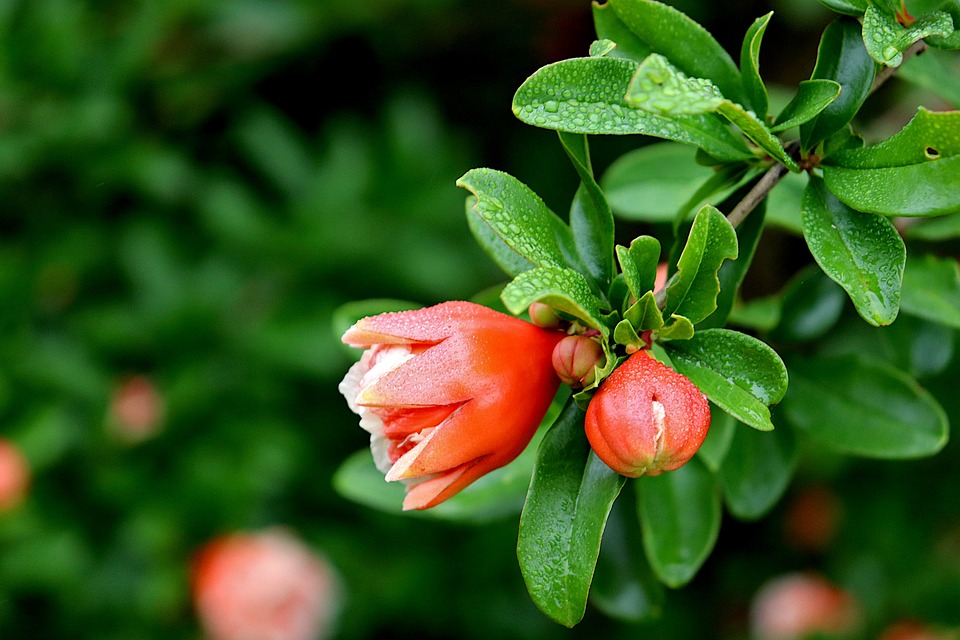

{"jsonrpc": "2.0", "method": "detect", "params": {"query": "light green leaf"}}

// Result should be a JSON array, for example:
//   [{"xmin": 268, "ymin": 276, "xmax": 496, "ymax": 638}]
[
  {"xmin": 601, "ymin": 142, "xmax": 732, "ymax": 222},
  {"xmin": 657, "ymin": 314, "xmax": 695, "ymax": 340},
  {"xmin": 800, "ymin": 18, "xmax": 876, "ymax": 151},
  {"xmin": 512, "ymin": 57, "xmax": 755, "ymax": 163},
  {"xmin": 801, "ymin": 177, "xmax": 905, "ymax": 326},
  {"xmin": 560, "ymin": 132, "xmax": 616, "ymax": 287},
  {"xmin": 664, "ymin": 328, "xmax": 789, "ymax": 432},
  {"xmin": 823, "ymin": 108, "xmax": 960, "ymax": 216},
  {"xmin": 770, "ymin": 80, "xmax": 842, "ymax": 132},
  {"xmin": 626, "ymin": 54, "xmax": 799, "ymax": 171},
  {"xmin": 616, "ymin": 235, "xmax": 661, "ymax": 299},
  {"xmin": 607, "ymin": 0, "xmax": 746, "ymax": 104},
  {"xmin": 783, "ymin": 355, "xmax": 949, "ymax": 458},
  {"xmin": 638, "ymin": 457, "xmax": 721, "ymax": 588},
  {"xmin": 592, "ymin": 1, "xmax": 654, "ymax": 62},
  {"xmin": 590, "ymin": 39, "xmax": 619, "ymax": 58},
  {"xmin": 465, "ymin": 196, "xmax": 536, "ymax": 277},
  {"xmin": 900, "ymin": 253, "xmax": 960, "ymax": 328},
  {"xmin": 862, "ymin": 3, "xmax": 953, "ymax": 66},
  {"xmin": 624, "ymin": 291, "xmax": 665, "ymax": 332},
  {"xmin": 720, "ymin": 420, "xmax": 798, "ymax": 520},
  {"xmin": 740, "ymin": 12, "xmax": 773, "ymax": 117},
  {"xmin": 501, "ymin": 265, "xmax": 609, "ymax": 335},
  {"xmin": 457, "ymin": 169, "xmax": 568, "ymax": 268},
  {"xmin": 663, "ymin": 204, "xmax": 739, "ymax": 325},
  {"xmin": 518, "ymin": 402, "xmax": 626, "ymax": 627}
]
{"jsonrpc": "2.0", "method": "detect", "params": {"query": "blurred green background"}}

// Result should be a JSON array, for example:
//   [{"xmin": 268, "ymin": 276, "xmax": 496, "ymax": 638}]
[{"xmin": 0, "ymin": 0, "xmax": 958, "ymax": 638}]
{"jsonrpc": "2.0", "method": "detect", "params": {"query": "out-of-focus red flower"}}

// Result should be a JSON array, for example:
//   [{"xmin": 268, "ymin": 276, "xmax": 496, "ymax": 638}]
[
  {"xmin": 783, "ymin": 484, "xmax": 843, "ymax": 553},
  {"xmin": 109, "ymin": 375, "xmax": 165, "ymax": 442},
  {"xmin": 0, "ymin": 439, "xmax": 29, "ymax": 512},
  {"xmin": 339, "ymin": 301, "xmax": 564, "ymax": 510},
  {"xmin": 584, "ymin": 350, "xmax": 710, "ymax": 477},
  {"xmin": 193, "ymin": 529, "xmax": 339, "ymax": 640},
  {"xmin": 751, "ymin": 572, "xmax": 861, "ymax": 640},
  {"xmin": 880, "ymin": 620, "xmax": 954, "ymax": 640}
]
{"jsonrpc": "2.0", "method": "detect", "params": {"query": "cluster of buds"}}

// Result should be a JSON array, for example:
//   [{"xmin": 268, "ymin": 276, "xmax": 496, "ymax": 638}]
[{"xmin": 339, "ymin": 298, "xmax": 710, "ymax": 509}]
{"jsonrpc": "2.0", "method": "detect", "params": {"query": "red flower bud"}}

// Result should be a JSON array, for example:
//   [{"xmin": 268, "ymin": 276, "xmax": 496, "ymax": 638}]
[
  {"xmin": 528, "ymin": 302, "xmax": 562, "ymax": 329},
  {"xmin": 339, "ymin": 301, "xmax": 563, "ymax": 510},
  {"xmin": 0, "ymin": 439, "xmax": 29, "ymax": 512},
  {"xmin": 552, "ymin": 335, "xmax": 604, "ymax": 388},
  {"xmin": 584, "ymin": 350, "xmax": 710, "ymax": 477}
]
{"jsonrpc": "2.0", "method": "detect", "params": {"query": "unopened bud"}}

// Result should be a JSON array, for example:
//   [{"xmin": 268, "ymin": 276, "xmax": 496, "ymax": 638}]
[
  {"xmin": 528, "ymin": 302, "xmax": 562, "ymax": 329},
  {"xmin": 552, "ymin": 335, "xmax": 604, "ymax": 388}
]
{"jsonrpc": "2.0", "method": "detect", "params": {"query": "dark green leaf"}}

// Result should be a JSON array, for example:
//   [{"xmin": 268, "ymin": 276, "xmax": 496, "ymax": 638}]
[
  {"xmin": 862, "ymin": 4, "xmax": 953, "ymax": 66},
  {"xmin": 664, "ymin": 328, "xmax": 789, "ymax": 431},
  {"xmin": 770, "ymin": 80, "xmax": 842, "ymax": 132},
  {"xmin": 457, "ymin": 169, "xmax": 569, "ymax": 268},
  {"xmin": 465, "ymin": 196, "xmax": 536, "ymax": 276},
  {"xmin": 560, "ymin": 132, "xmax": 616, "ymax": 287},
  {"xmin": 616, "ymin": 235, "xmax": 661, "ymax": 299},
  {"xmin": 664, "ymin": 204, "xmax": 739, "ymax": 325},
  {"xmin": 519, "ymin": 402, "xmax": 626, "ymax": 627},
  {"xmin": 608, "ymin": 0, "xmax": 746, "ymax": 104},
  {"xmin": 591, "ymin": 496, "xmax": 665, "ymax": 623},
  {"xmin": 625, "ymin": 55, "xmax": 799, "ymax": 171},
  {"xmin": 769, "ymin": 266, "xmax": 847, "ymax": 342},
  {"xmin": 512, "ymin": 57, "xmax": 754, "ymax": 163},
  {"xmin": 740, "ymin": 12, "xmax": 773, "ymax": 117},
  {"xmin": 637, "ymin": 457, "xmax": 721, "ymax": 588},
  {"xmin": 905, "ymin": 211, "xmax": 960, "ymax": 239},
  {"xmin": 800, "ymin": 18, "xmax": 876, "ymax": 151},
  {"xmin": 602, "ymin": 142, "xmax": 733, "ymax": 222},
  {"xmin": 783, "ymin": 355, "xmax": 949, "ymax": 458},
  {"xmin": 501, "ymin": 265, "xmax": 609, "ymax": 336},
  {"xmin": 822, "ymin": 108, "xmax": 960, "ymax": 216},
  {"xmin": 720, "ymin": 419, "xmax": 797, "ymax": 520},
  {"xmin": 801, "ymin": 176, "xmax": 905, "ymax": 326},
  {"xmin": 592, "ymin": 1, "xmax": 655, "ymax": 62},
  {"xmin": 815, "ymin": 0, "xmax": 867, "ymax": 15},
  {"xmin": 697, "ymin": 407, "xmax": 736, "ymax": 472},
  {"xmin": 900, "ymin": 253, "xmax": 960, "ymax": 328}
]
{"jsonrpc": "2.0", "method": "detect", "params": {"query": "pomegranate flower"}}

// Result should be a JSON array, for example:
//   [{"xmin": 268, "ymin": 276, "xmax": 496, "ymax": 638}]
[
  {"xmin": 339, "ymin": 301, "xmax": 564, "ymax": 510},
  {"xmin": 0, "ymin": 439, "xmax": 29, "ymax": 512},
  {"xmin": 584, "ymin": 350, "xmax": 710, "ymax": 477}
]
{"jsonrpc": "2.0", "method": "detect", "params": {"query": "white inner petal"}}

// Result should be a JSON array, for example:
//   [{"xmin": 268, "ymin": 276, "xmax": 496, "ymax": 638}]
[{"xmin": 651, "ymin": 400, "xmax": 666, "ymax": 458}]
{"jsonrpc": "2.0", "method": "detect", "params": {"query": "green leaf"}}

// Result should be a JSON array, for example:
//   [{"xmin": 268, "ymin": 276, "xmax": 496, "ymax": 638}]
[
  {"xmin": 457, "ymin": 169, "xmax": 568, "ymax": 268},
  {"xmin": 720, "ymin": 420, "xmax": 798, "ymax": 520},
  {"xmin": 512, "ymin": 57, "xmax": 755, "ymax": 163},
  {"xmin": 822, "ymin": 108, "xmax": 960, "ymax": 216},
  {"xmin": 697, "ymin": 407, "xmax": 736, "ymax": 472},
  {"xmin": 602, "ymin": 142, "xmax": 733, "ymax": 222},
  {"xmin": 905, "ymin": 210, "xmax": 960, "ymax": 239},
  {"xmin": 769, "ymin": 265, "xmax": 847, "ymax": 342},
  {"xmin": 862, "ymin": 3, "xmax": 953, "ymax": 66},
  {"xmin": 801, "ymin": 177, "xmax": 905, "ymax": 326},
  {"xmin": 783, "ymin": 355, "xmax": 949, "ymax": 458},
  {"xmin": 616, "ymin": 235, "xmax": 661, "ymax": 299},
  {"xmin": 900, "ymin": 253, "xmax": 960, "ymax": 328},
  {"xmin": 663, "ymin": 204, "xmax": 739, "ymax": 325},
  {"xmin": 590, "ymin": 497, "xmax": 665, "ymax": 623},
  {"xmin": 559, "ymin": 132, "xmax": 616, "ymax": 288},
  {"xmin": 770, "ymin": 80, "xmax": 842, "ymax": 132},
  {"xmin": 898, "ymin": 47, "xmax": 960, "ymax": 108},
  {"xmin": 815, "ymin": 0, "xmax": 867, "ymax": 15},
  {"xmin": 625, "ymin": 55, "xmax": 799, "ymax": 171},
  {"xmin": 607, "ymin": 0, "xmax": 746, "ymax": 104},
  {"xmin": 518, "ymin": 402, "xmax": 626, "ymax": 627},
  {"xmin": 625, "ymin": 291, "xmax": 665, "ymax": 332},
  {"xmin": 800, "ymin": 18, "xmax": 876, "ymax": 151},
  {"xmin": 592, "ymin": 1, "xmax": 655, "ymax": 62},
  {"xmin": 765, "ymin": 169, "xmax": 807, "ymax": 234},
  {"xmin": 465, "ymin": 196, "xmax": 536, "ymax": 277},
  {"xmin": 637, "ymin": 457, "xmax": 721, "ymax": 588},
  {"xmin": 740, "ymin": 12, "xmax": 773, "ymax": 117},
  {"xmin": 657, "ymin": 314, "xmax": 695, "ymax": 340},
  {"xmin": 333, "ymin": 445, "xmax": 535, "ymax": 523},
  {"xmin": 501, "ymin": 265, "xmax": 609, "ymax": 336},
  {"xmin": 663, "ymin": 328, "xmax": 789, "ymax": 432},
  {"xmin": 698, "ymin": 180, "xmax": 767, "ymax": 329}
]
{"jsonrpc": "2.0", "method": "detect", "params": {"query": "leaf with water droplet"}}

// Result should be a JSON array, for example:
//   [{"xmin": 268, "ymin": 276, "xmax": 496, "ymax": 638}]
[
  {"xmin": 861, "ymin": 3, "xmax": 953, "ymax": 67},
  {"xmin": 801, "ymin": 176, "xmax": 905, "ymax": 326},
  {"xmin": 519, "ymin": 401, "xmax": 626, "ymax": 627},
  {"xmin": 663, "ymin": 328, "xmax": 788, "ymax": 431},
  {"xmin": 822, "ymin": 108, "xmax": 960, "ymax": 216},
  {"xmin": 501, "ymin": 265, "xmax": 609, "ymax": 337}
]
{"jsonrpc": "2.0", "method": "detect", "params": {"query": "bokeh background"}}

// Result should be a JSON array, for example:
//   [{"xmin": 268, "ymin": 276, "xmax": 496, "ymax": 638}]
[{"xmin": 1, "ymin": 0, "xmax": 959, "ymax": 638}]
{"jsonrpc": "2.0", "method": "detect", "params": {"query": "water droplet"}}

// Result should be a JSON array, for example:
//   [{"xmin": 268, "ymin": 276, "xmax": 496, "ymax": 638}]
[{"xmin": 544, "ymin": 100, "xmax": 559, "ymax": 113}]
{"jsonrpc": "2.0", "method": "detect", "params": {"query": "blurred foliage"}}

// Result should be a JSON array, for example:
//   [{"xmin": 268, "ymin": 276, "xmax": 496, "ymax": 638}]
[{"xmin": 0, "ymin": 0, "xmax": 958, "ymax": 639}]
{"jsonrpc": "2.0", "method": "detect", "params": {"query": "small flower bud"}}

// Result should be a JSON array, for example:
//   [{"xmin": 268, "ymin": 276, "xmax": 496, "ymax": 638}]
[
  {"xmin": 551, "ymin": 335, "xmax": 604, "ymax": 388},
  {"xmin": 528, "ymin": 302, "xmax": 562, "ymax": 329},
  {"xmin": 585, "ymin": 350, "xmax": 710, "ymax": 477}
]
